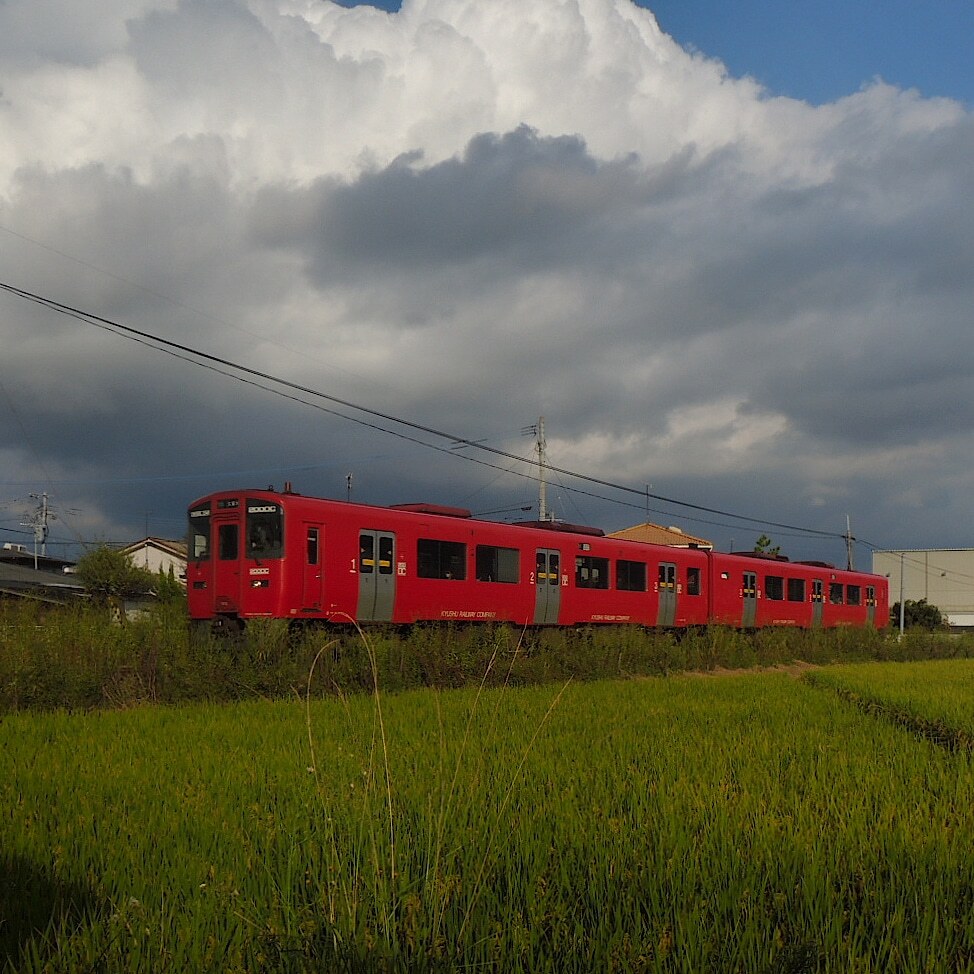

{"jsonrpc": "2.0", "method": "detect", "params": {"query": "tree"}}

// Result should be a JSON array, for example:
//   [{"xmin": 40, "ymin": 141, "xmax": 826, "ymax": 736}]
[
  {"xmin": 890, "ymin": 599, "xmax": 947, "ymax": 631},
  {"xmin": 753, "ymin": 534, "xmax": 781, "ymax": 558},
  {"xmin": 74, "ymin": 546, "xmax": 157, "ymax": 603},
  {"xmin": 154, "ymin": 565, "xmax": 186, "ymax": 605}
]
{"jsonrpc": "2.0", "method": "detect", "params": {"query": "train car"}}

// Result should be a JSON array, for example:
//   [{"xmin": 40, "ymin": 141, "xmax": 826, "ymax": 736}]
[
  {"xmin": 186, "ymin": 486, "xmax": 888, "ymax": 632},
  {"xmin": 708, "ymin": 553, "xmax": 888, "ymax": 629}
]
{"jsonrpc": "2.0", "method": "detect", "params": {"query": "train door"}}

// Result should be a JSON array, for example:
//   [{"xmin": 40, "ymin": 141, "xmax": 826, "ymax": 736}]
[
  {"xmin": 534, "ymin": 549, "xmax": 561, "ymax": 624},
  {"xmin": 657, "ymin": 562, "xmax": 677, "ymax": 626},
  {"xmin": 358, "ymin": 531, "xmax": 396, "ymax": 622},
  {"xmin": 742, "ymin": 571, "xmax": 758, "ymax": 627},
  {"xmin": 212, "ymin": 509, "xmax": 243, "ymax": 615},
  {"xmin": 303, "ymin": 524, "xmax": 324, "ymax": 609},
  {"xmin": 812, "ymin": 579, "xmax": 824, "ymax": 626},
  {"xmin": 866, "ymin": 585, "xmax": 876, "ymax": 626}
]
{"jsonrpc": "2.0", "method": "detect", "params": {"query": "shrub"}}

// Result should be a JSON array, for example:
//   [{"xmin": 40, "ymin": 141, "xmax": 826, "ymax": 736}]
[{"xmin": 74, "ymin": 546, "xmax": 156, "ymax": 603}]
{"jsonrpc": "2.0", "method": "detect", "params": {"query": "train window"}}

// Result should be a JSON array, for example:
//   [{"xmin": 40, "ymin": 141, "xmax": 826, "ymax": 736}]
[
  {"xmin": 536, "ymin": 552, "xmax": 561, "ymax": 584},
  {"xmin": 476, "ymin": 545, "xmax": 519, "ymax": 583},
  {"xmin": 576, "ymin": 555, "xmax": 609, "ymax": 589},
  {"xmin": 616, "ymin": 560, "xmax": 647, "ymax": 592},
  {"xmin": 359, "ymin": 535, "xmax": 374, "ymax": 574},
  {"xmin": 378, "ymin": 537, "xmax": 394, "ymax": 575},
  {"xmin": 246, "ymin": 500, "xmax": 283, "ymax": 558},
  {"xmin": 218, "ymin": 524, "xmax": 238, "ymax": 561},
  {"xmin": 418, "ymin": 538, "xmax": 467, "ymax": 580},
  {"xmin": 847, "ymin": 585, "xmax": 861, "ymax": 606},
  {"xmin": 307, "ymin": 528, "xmax": 319, "ymax": 565},
  {"xmin": 765, "ymin": 575, "xmax": 784, "ymax": 601},
  {"xmin": 787, "ymin": 578, "xmax": 806, "ymax": 602},
  {"xmin": 829, "ymin": 583, "xmax": 844, "ymax": 604},
  {"xmin": 687, "ymin": 567, "xmax": 701, "ymax": 596},
  {"xmin": 866, "ymin": 586, "xmax": 876, "ymax": 606},
  {"xmin": 189, "ymin": 504, "xmax": 210, "ymax": 561}
]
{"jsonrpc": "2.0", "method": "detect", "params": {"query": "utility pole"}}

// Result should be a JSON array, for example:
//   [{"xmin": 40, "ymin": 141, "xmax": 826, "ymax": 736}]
[
  {"xmin": 536, "ymin": 416, "xmax": 550, "ymax": 522},
  {"xmin": 22, "ymin": 492, "xmax": 55, "ymax": 569},
  {"xmin": 521, "ymin": 417, "xmax": 553, "ymax": 522},
  {"xmin": 899, "ymin": 551, "xmax": 905, "ymax": 638},
  {"xmin": 844, "ymin": 515, "xmax": 855, "ymax": 571}
]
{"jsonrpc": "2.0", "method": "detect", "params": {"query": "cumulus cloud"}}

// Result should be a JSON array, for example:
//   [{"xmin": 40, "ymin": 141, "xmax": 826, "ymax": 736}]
[{"xmin": 0, "ymin": 0, "xmax": 972, "ymax": 558}]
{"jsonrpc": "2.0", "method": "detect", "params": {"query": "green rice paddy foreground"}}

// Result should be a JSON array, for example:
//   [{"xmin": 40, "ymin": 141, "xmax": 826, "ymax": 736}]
[{"xmin": 3, "ymin": 664, "xmax": 974, "ymax": 972}]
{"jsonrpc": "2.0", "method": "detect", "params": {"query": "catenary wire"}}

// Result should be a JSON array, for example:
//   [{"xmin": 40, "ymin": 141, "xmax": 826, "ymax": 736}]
[{"xmin": 2, "ymin": 279, "xmax": 853, "ymax": 543}]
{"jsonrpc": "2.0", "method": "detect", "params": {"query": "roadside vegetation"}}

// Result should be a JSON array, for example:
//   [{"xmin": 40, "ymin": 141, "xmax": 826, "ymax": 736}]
[{"xmin": 1, "ymin": 596, "xmax": 971, "ymax": 712}]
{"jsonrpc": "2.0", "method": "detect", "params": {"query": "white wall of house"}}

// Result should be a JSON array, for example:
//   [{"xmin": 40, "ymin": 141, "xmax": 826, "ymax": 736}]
[{"xmin": 123, "ymin": 540, "xmax": 187, "ymax": 584}]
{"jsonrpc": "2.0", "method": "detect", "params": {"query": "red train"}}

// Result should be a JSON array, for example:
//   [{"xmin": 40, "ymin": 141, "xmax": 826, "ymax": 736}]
[{"xmin": 186, "ymin": 486, "xmax": 889, "ymax": 632}]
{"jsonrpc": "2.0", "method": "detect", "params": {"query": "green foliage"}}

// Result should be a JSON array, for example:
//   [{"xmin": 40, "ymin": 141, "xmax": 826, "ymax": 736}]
[
  {"xmin": 73, "ymin": 545, "xmax": 157, "ymax": 602},
  {"xmin": 753, "ymin": 534, "xmax": 781, "ymax": 557},
  {"xmin": 890, "ymin": 598, "xmax": 948, "ymax": 631}
]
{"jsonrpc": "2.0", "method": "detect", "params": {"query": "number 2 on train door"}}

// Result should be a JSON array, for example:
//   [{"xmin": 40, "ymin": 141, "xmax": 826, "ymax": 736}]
[{"xmin": 534, "ymin": 548, "xmax": 561, "ymax": 624}]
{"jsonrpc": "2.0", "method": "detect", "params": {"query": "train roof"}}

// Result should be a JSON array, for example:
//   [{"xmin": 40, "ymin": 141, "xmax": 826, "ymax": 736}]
[
  {"xmin": 513, "ymin": 520, "xmax": 605, "ymax": 537},
  {"xmin": 389, "ymin": 503, "xmax": 472, "ymax": 518}
]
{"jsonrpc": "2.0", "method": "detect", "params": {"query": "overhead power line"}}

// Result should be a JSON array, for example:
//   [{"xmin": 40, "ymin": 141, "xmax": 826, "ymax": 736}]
[{"xmin": 1, "ymin": 279, "xmax": 849, "ymax": 543}]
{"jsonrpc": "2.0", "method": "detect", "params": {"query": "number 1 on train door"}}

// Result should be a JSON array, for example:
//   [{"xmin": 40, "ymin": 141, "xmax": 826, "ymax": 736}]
[{"xmin": 358, "ymin": 531, "xmax": 396, "ymax": 622}]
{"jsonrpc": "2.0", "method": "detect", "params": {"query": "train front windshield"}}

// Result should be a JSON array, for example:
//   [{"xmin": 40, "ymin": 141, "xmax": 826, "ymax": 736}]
[
  {"xmin": 246, "ymin": 500, "xmax": 284, "ymax": 558},
  {"xmin": 188, "ymin": 498, "xmax": 283, "ymax": 562}
]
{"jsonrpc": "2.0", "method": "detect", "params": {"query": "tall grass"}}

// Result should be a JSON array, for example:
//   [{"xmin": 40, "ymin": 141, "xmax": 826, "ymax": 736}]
[{"xmin": 3, "ymin": 599, "xmax": 970, "ymax": 713}]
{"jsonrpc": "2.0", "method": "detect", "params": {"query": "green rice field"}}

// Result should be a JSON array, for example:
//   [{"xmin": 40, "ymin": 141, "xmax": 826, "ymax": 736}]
[{"xmin": 3, "ymin": 660, "xmax": 974, "ymax": 972}]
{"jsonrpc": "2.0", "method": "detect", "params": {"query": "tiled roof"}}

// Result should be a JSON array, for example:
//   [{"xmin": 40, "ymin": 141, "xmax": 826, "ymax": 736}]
[
  {"xmin": 607, "ymin": 522, "xmax": 713, "ymax": 549},
  {"xmin": 119, "ymin": 537, "xmax": 188, "ymax": 559}
]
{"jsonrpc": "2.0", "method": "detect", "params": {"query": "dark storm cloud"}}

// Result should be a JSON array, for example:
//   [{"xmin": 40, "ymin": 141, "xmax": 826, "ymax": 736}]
[
  {"xmin": 252, "ymin": 126, "xmax": 654, "ymax": 281},
  {"xmin": 245, "ymin": 109, "xmax": 974, "ymax": 456}
]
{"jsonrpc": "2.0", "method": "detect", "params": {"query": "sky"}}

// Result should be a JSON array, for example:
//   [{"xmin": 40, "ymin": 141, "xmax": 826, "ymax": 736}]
[
  {"xmin": 1, "ymin": 0, "xmax": 972, "ymax": 570},
  {"xmin": 347, "ymin": 0, "xmax": 974, "ymax": 107}
]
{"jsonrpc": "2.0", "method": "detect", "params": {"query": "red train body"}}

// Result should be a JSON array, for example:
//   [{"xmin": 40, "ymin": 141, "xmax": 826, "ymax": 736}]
[{"xmin": 186, "ymin": 487, "xmax": 889, "ymax": 632}]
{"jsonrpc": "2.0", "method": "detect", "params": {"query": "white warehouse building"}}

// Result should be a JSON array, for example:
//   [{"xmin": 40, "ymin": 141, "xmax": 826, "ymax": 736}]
[{"xmin": 872, "ymin": 548, "xmax": 974, "ymax": 630}]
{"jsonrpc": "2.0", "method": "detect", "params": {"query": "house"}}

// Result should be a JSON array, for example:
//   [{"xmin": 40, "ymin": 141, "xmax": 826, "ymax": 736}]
[
  {"xmin": 607, "ymin": 522, "xmax": 714, "ymax": 550},
  {"xmin": 119, "ymin": 537, "xmax": 188, "ymax": 586}
]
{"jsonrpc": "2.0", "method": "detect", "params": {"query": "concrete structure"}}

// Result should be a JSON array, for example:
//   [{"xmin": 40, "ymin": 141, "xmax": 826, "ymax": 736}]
[
  {"xmin": 119, "ymin": 537, "xmax": 188, "ymax": 585},
  {"xmin": 607, "ymin": 522, "xmax": 713, "ymax": 549},
  {"xmin": 872, "ymin": 548, "xmax": 974, "ymax": 630}
]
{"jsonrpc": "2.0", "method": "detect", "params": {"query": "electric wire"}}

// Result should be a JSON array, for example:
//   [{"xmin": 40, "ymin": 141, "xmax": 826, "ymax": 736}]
[{"xmin": 0, "ymin": 279, "xmax": 863, "ymax": 546}]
